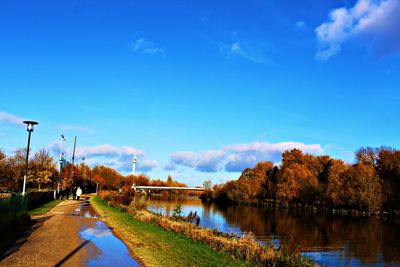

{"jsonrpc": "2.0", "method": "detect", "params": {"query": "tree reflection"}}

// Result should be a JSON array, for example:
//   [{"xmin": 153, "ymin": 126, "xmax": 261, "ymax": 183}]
[
  {"xmin": 214, "ymin": 204, "xmax": 400, "ymax": 265},
  {"xmin": 134, "ymin": 196, "xmax": 400, "ymax": 266}
]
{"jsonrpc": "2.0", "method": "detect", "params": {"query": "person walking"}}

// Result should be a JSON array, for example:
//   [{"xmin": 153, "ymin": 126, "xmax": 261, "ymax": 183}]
[
  {"xmin": 72, "ymin": 186, "xmax": 77, "ymax": 200},
  {"xmin": 76, "ymin": 187, "xmax": 82, "ymax": 201}
]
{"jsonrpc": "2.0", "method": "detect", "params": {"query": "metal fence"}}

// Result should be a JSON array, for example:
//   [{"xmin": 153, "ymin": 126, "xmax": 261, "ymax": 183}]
[
  {"xmin": 27, "ymin": 191, "xmax": 55, "ymax": 210},
  {"xmin": 0, "ymin": 193, "xmax": 29, "ymax": 226},
  {"xmin": 0, "ymin": 190, "xmax": 63, "ymax": 227}
]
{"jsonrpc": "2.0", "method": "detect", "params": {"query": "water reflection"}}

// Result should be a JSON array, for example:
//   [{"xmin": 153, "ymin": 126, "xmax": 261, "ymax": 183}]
[
  {"xmin": 80, "ymin": 221, "xmax": 140, "ymax": 267},
  {"xmin": 135, "ymin": 195, "xmax": 400, "ymax": 267},
  {"xmin": 74, "ymin": 204, "xmax": 99, "ymax": 219}
]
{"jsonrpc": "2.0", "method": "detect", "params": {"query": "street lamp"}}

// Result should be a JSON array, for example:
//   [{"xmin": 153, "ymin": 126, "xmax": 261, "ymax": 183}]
[
  {"xmin": 22, "ymin": 120, "xmax": 39, "ymax": 195},
  {"xmin": 58, "ymin": 134, "xmax": 66, "ymax": 194}
]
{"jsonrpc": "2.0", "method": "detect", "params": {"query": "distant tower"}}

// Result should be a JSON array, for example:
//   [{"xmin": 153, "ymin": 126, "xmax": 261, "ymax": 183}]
[{"xmin": 132, "ymin": 154, "xmax": 137, "ymax": 176}]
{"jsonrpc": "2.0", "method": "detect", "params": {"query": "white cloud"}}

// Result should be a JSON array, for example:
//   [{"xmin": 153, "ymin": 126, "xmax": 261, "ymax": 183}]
[
  {"xmin": 170, "ymin": 150, "xmax": 225, "ymax": 172},
  {"xmin": 74, "ymin": 144, "xmax": 143, "ymax": 158},
  {"xmin": 224, "ymin": 141, "xmax": 322, "ymax": 172},
  {"xmin": 129, "ymin": 38, "xmax": 165, "ymax": 55},
  {"xmin": 168, "ymin": 141, "xmax": 323, "ymax": 173},
  {"xmin": 138, "ymin": 160, "xmax": 158, "ymax": 172},
  {"xmin": 315, "ymin": 0, "xmax": 400, "ymax": 59},
  {"xmin": 0, "ymin": 111, "xmax": 25, "ymax": 126},
  {"xmin": 48, "ymin": 142, "xmax": 157, "ymax": 172},
  {"xmin": 81, "ymin": 225, "xmax": 111, "ymax": 238}
]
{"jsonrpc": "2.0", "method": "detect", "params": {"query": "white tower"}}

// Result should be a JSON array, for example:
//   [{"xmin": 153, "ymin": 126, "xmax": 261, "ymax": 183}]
[{"xmin": 132, "ymin": 154, "xmax": 137, "ymax": 176}]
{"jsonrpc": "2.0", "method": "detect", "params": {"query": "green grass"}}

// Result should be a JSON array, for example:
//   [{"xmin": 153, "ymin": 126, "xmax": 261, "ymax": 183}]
[
  {"xmin": 91, "ymin": 196, "xmax": 248, "ymax": 267},
  {"xmin": 28, "ymin": 199, "xmax": 63, "ymax": 216}
]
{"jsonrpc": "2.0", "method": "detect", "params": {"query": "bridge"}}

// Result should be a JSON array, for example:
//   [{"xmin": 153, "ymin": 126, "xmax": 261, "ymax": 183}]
[{"xmin": 132, "ymin": 185, "xmax": 205, "ymax": 192}]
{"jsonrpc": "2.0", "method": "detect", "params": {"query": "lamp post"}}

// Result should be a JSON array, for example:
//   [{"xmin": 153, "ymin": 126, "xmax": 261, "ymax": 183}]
[
  {"xmin": 22, "ymin": 120, "xmax": 39, "ymax": 195},
  {"xmin": 58, "ymin": 134, "xmax": 66, "ymax": 195}
]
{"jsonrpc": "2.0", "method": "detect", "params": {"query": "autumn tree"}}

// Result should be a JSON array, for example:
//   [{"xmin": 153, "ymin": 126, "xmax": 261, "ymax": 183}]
[
  {"xmin": 215, "ymin": 180, "xmax": 252, "ymax": 203},
  {"xmin": 355, "ymin": 147, "xmax": 379, "ymax": 166},
  {"xmin": 0, "ymin": 150, "xmax": 12, "ymax": 190},
  {"xmin": 376, "ymin": 147, "xmax": 400, "ymax": 208},
  {"xmin": 325, "ymin": 159, "xmax": 349, "ymax": 206},
  {"xmin": 74, "ymin": 162, "xmax": 95, "ymax": 190},
  {"xmin": 239, "ymin": 161, "xmax": 275, "ymax": 200},
  {"xmin": 28, "ymin": 149, "xmax": 58, "ymax": 190},
  {"xmin": 132, "ymin": 174, "xmax": 150, "ymax": 186},
  {"xmin": 277, "ymin": 163, "xmax": 319, "ymax": 204},
  {"xmin": 342, "ymin": 163, "xmax": 382, "ymax": 211},
  {"xmin": 91, "ymin": 165, "xmax": 123, "ymax": 190},
  {"xmin": 5, "ymin": 149, "xmax": 26, "ymax": 191},
  {"xmin": 167, "ymin": 175, "xmax": 173, "ymax": 186},
  {"xmin": 78, "ymin": 163, "xmax": 92, "ymax": 181},
  {"xmin": 278, "ymin": 150, "xmax": 322, "ymax": 203},
  {"xmin": 259, "ymin": 165, "xmax": 279, "ymax": 200}
]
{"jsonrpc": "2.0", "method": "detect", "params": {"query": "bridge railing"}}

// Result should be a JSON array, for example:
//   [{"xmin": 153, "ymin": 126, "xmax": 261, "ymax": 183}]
[{"xmin": 132, "ymin": 185, "xmax": 205, "ymax": 191}]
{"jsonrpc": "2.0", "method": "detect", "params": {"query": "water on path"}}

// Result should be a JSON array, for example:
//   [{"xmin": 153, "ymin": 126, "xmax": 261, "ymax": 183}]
[{"xmin": 77, "ymin": 199, "xmax": 140, "ymax": 267}]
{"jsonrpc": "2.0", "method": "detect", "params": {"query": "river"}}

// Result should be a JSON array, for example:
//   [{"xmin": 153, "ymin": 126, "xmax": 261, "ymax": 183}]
[{"xmin": 132, "ymin": 195, "xmax": 400, "ymax": 267}]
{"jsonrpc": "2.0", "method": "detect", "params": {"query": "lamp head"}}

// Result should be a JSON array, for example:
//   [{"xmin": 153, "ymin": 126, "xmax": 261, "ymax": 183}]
[{"xmin": 23, "ymin": 121, "xmax": 39, "ymax": 132}]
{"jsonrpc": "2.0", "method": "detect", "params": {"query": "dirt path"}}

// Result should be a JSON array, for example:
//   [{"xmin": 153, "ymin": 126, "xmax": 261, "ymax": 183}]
[{"xmin": 0, "ymin": 195, "xmax": 138, "ymax": 267}]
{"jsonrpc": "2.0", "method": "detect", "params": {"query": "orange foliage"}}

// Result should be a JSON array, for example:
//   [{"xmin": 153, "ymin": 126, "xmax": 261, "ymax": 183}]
[{"xmin": 277, "ymin": 163, "xmax": 318, "ymax": 204}]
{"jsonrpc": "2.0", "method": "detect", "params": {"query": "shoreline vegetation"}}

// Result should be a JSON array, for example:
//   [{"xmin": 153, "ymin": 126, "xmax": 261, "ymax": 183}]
[
  {"xmin": 92, "ymin": 192, "xmax": 316, "ymax": 267},
  {"xmin": 201, "ymin": 147, "xmax": 400, "ymax": 218}
]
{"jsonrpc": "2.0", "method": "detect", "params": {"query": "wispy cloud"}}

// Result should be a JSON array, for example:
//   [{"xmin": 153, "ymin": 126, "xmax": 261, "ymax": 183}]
[
  {"xmin": 59, "ymin": 125, "xmax": 95, "ymax": 134},
  {"xmin": 221, "ymin": 42, "xmax": 273, "ymax": 65},
  {"xmin": 0, "ymin": 111, "xmax": 25, "ymax": 126},
  {"xmin": 296, "ymin": 21, "xmax": 306, "ymax": 29},
  {"xmin": 168, "ymin": 141, "xmax": 323, "ymax": 173},
  {"xmin": 315, "ymin": 0, "xmax": 400, "ymax": 59},
  {"xmin": 129, "ymin": 38, "xmax": 165, "ymax": 55},
  {"xmin": 284, "ymin": 112, "xmax": 311, "ymax": 122}
]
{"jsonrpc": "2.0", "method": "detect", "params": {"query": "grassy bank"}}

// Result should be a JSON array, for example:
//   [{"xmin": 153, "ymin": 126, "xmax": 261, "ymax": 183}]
[
  {"xmin": 28, "ymin": 199, "xmax": 62, "ymax": 216},
  {"xmin": 91, "ymin": 196, "xmax": 247, "ymax": 267}
]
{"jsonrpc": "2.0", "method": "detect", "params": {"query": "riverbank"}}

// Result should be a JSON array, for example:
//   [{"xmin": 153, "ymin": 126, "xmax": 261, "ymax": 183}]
[{"xmin": 91, "ymin": 195, "xmax": 316, "ymax": 266}]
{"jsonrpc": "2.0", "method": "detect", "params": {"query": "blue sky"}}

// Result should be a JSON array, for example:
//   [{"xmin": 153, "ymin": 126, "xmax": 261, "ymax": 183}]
[{"xmin": 1, "ymin": 0, "xmax": 399, "ymax": 186}]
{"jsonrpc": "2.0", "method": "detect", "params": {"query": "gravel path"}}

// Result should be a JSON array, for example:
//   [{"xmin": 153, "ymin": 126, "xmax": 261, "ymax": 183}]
[{"xmin": 0, "ymin": 197, "xmax": 97, "ymax": 267}]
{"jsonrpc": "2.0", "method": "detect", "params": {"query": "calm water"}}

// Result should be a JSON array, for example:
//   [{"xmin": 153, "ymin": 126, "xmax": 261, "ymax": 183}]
[{"xmin": 133, "ymin": 195, "xmax": 400, "ymax": 267}]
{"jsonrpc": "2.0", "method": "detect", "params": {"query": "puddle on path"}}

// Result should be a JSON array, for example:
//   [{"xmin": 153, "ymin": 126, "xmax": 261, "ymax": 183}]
[
  {"xmin": 74, "ymin": 204, "xmax": 98, "ymax": 219},
  {"xmin": 78, "ymin": 201, "xmax": 140, "ymax": 267}
]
